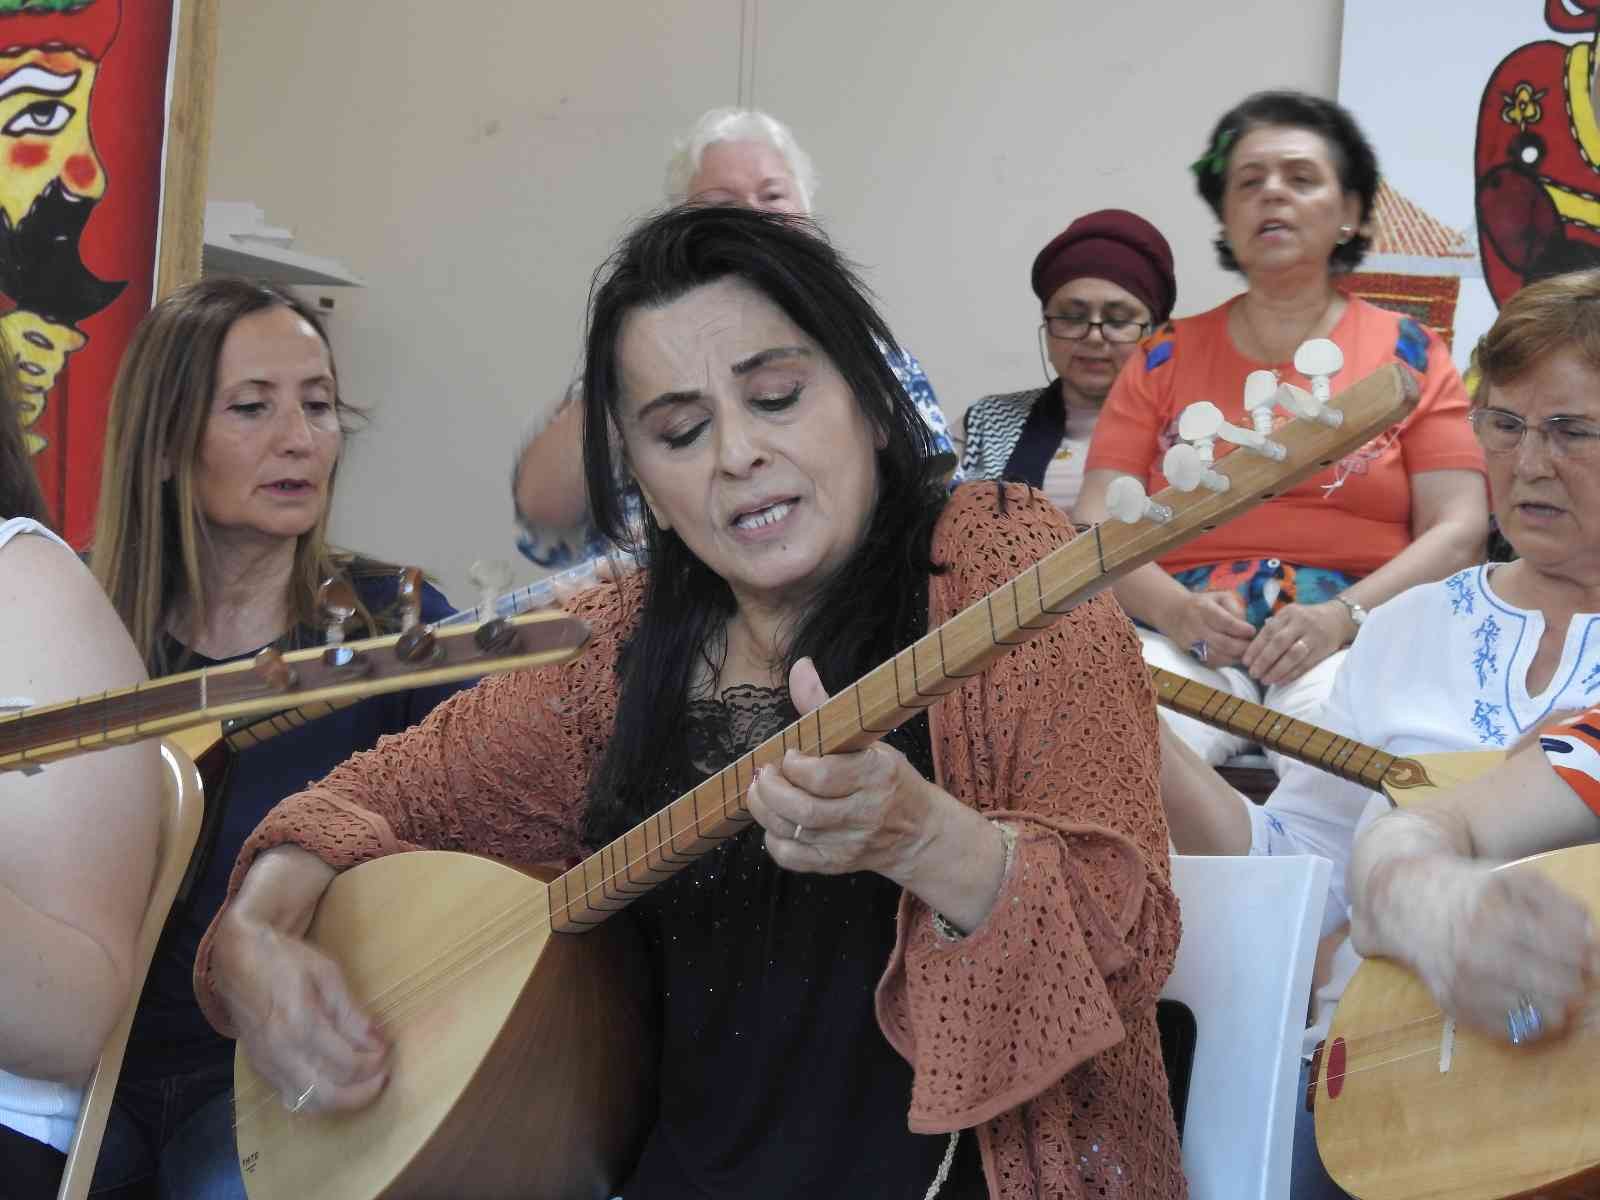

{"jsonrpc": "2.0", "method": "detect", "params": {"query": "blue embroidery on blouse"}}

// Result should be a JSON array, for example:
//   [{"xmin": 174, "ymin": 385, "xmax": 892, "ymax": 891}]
[
  {"xmin": 1395, "ymin": 318, "xmax": 1429, "ymax": 373},
  {"xmin": 516, "ymin": 518, "xmax": 616, "ymax": 570},
  {"xmin": 1471, "ymin": 699, "xmax": 1507, "ymax": 746},
  {"xmin": 1471, "ymin": 615, "xmax": 1501, "ymax": 687},
  {"xmin": 1266, "ymin": 813, "xmax": 1285, "ymax": 837},
  {"xmin": 1584, "ymin": 662, "xmax": 1600, "ymax": 694},
  {"xmin": 1445, "ymin": 571, "xmax": 1475, "ymax": 616},
  {"xmin": 883, "ymin": 346, "xmax": 959, "ymax": 479}
]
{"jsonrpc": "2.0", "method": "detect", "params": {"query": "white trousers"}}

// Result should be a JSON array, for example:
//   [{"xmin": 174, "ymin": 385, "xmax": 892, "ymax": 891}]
[{"xmin": 1139, "ymin": 628, "xmax": 1347, "ymax": 770}]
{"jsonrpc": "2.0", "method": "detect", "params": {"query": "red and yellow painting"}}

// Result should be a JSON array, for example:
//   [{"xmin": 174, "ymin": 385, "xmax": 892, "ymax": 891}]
[
  {"xmin": 0, "ymin": 0, "xmax": 174, "ymax": 545},
  {"xmin": 1475, "ymin": 0, "xmax": 1600, "ymax": 304},
  {"xmin": 1339, "ymin": 0, "xmax": 1600, "ymax": 374}
]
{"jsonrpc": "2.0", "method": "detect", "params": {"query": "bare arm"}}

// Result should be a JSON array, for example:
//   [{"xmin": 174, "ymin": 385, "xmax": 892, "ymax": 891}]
[
  {"xmin": 209, "ymin": 844, "xmax": 388, "ymax": 1113},
  {"xmin": 1158, "ymin": 719, "xmax": 1252, "ymax": 854},
  {"xmin": 512, "ymin": 389, "xmax": 589, "ymax": 534},
  {"xmin": 1349, "ymin": 745, "xmax": 1600, "ymax": 1039},
  {"xmin": 0, "ymin": 534, "xmax": 160, "ymax": 1082}
]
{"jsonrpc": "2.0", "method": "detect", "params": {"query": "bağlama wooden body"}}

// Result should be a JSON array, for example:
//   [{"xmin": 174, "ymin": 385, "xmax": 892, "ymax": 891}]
[
  {"xmin": 1317, "ymin": 844, "xmax": 1600, "ymax": 1200},
  {"xmin": 235, "ymin": 854, "xmax": 656, "ymax": 1199}
]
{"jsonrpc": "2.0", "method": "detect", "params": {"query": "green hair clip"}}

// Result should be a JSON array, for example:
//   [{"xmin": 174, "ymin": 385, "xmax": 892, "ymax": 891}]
[
  {"xmin": 1189, "ymin": 127, "xmax": 1235, "ymax": 178},
  {"xmin": 0, "ymin": 0, "xmax": 97, "ymax": 12}
]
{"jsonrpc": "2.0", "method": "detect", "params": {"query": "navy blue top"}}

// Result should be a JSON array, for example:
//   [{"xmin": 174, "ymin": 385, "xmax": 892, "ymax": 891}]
[
  {"xmin": 623, "ymin": 685, "xmax": 985, "ymax": 1200},
  {"xmin": 119, "ymin": 571, "xmax": 465, "ymax": 1084}
]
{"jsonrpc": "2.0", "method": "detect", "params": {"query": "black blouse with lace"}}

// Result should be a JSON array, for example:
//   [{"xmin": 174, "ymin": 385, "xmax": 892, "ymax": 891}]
[{"xmin": 621, "ymin": 684, "xmax": 986, "ymax": 1199}]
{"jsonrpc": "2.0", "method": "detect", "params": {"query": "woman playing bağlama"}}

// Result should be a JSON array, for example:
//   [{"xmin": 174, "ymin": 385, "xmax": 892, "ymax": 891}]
[
  {"xmin": 195, "ymin": 207, "xmax": 1188, "ymax": 1199},
  {"xmin": 86, "ymin": 278, "xmax": 465, "ymax": 1200},
  {"xmin": 0, "ymin": 346, "xmax": 160, "ymax": 1199},
  {"xmin": 1160, "ymin": 267, "xmax": 1600, "ymax": 1197},
  {"xmin": 1347, "ymin": 276, "xmax": 1600, "ymax": 1040},
  {"xmin": 959, "ymin": 209, "xmax": 1175, "ymax": 521},
  {"xmin": 1076, "ymin": 90, "xmax": 1488, "ymax": 767}
]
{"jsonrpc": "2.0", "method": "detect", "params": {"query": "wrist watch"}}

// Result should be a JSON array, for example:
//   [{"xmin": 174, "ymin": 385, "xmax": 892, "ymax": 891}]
[{"xmin": 1334, "ymin": 594, "xmax": 1368, "ymax": 628}]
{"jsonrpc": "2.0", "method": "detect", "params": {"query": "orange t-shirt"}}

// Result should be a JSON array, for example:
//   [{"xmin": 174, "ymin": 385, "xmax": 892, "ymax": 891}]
[
  {"xmin": 1085, "ymin": 296, "xmax": 1486, "ymax": 576},
  {"xmin": 1541, "ymin": 712, "xmax": 1600, "ymax": 818}
]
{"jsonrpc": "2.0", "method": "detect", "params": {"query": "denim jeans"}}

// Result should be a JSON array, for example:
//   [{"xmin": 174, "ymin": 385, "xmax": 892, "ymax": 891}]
[
  {"xmin": 1292, "ymin": 1059, "xmax": 1353, "ymax": 1200},
  {"xmin": 90, "ymin": 1060, "xmax": 245, "ymax": 1200}
]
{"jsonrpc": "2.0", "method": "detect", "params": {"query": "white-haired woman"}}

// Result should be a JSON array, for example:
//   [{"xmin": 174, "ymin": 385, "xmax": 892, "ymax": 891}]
[
  {"xmin": 664, "ymin": 106, "xmax": 817, "ymax": 214},
  {"xmin": 512, "ymin": 107, "xmax": 958, "ymax": 570}
]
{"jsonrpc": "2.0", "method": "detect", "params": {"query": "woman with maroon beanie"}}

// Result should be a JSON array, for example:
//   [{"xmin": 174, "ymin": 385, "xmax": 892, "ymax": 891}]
[{"xmin": 958, "ymin": 208, "xmax": 1175, "ymax": 520}]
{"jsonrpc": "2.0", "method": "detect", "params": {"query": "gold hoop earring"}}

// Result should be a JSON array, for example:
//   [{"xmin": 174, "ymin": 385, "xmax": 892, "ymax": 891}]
[{"xmin": 1336, "ymin": 224, "xmax": 1355, "ymax": 245}]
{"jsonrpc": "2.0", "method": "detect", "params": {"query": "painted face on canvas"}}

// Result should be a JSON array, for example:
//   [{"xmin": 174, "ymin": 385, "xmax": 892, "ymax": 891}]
[
  {"xmin": 0, "ymin": 48, "xmax": 104, "ymax": 220},
  {"xmin": 0, "ymin": 34, "xmax": 125, "ymax": 428}
]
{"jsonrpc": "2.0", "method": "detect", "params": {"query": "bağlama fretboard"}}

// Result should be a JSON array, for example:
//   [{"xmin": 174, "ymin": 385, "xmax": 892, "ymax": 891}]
[{"xmin": 549, "ymin": 363, "xmax": 1419, "ymax": 932}]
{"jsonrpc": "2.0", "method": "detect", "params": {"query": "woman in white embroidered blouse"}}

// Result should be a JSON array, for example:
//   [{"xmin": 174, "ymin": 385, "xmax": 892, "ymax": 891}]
[
  {"xmin": 0, "ymin": 355, "xmax": 160, "ymax": 1197},
  {"xmin": 1161, "ymin": 264, "xmax": 1600, "ymax": 1199}
]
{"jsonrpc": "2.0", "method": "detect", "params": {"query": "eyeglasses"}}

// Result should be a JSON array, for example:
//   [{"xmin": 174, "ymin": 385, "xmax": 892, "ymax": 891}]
[
  {"xmin": 1468, "ymin": 407, "xmax": 1600, "ymax": 459},
  {"xmin": 1040, "ymin": 315, "xmax": 1149, "ymax": 344}
]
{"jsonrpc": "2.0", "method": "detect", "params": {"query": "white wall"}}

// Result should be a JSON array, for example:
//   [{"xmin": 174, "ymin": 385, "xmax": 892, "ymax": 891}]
[{"xmin": 206, "ymin": 0, "xmax": 1344, "ymax": 601}]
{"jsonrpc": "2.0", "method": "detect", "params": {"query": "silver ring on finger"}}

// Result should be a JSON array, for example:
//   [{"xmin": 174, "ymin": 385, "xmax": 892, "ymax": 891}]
[
  {"xmin": 1506, "ymin": 995, "xmax": 1544, "ymax": 1046},
  {"xmin": 1189, "ymin": 639, "xmax": 1209, "ymax": 664},
  {"xmin": 287, "ymin": 1080, "xmax": 317, "ymax": 1113},
  {"xmin": 1295, "ymin": 637, "xmax": 1309, "ymax": 654},
  {"xmin": 792, "ymin": 823, "xmax": 805, "ymax": 843}
]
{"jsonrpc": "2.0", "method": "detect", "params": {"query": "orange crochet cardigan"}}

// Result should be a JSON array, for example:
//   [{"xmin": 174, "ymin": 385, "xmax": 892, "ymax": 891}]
[{"xmin": 195, "ymin": 484, "xmax": 1186, "ymax": 1199}]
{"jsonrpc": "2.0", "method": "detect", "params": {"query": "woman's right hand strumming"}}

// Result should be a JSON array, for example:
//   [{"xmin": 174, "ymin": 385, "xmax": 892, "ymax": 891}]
[
  {"xmin": 1355, "ymin": 851, "xmax": 1597, "ymax": 1043},
  {"xmin": 1156, "ymin": 588, "xmax": 1255, "ymax": 668},
  {"xmin": 213, "ymin": 846, "xmax": 389, "ymax": 1114}
]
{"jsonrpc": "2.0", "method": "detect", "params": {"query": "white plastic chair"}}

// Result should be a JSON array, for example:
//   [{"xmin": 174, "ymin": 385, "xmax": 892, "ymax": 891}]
[
  {"xmin": 1162, "ymin": 854, "xmax": 1331, "ymax": 1200},
  {"xmin": 56, "ymin": 741, "xmax": 205, "ymax": 1200}
]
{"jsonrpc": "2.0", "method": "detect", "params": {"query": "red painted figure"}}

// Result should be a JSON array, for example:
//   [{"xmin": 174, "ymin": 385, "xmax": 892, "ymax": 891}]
[{"xmin": 1475, "ymin": 2, "xmax": 1600, "ymax": 305}]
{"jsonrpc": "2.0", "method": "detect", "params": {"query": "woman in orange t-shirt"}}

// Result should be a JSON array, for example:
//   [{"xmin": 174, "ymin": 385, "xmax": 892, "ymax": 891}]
[{"xmin": 1078, "ymin": 90, "xmax": 1487, "ymax": 766}]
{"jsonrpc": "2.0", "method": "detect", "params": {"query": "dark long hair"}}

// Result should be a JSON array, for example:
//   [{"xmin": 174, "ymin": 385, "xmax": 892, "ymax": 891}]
[
  {"xmin": 580, "ymin": 205, "xmax": 946, "ymax": 847},
  {"xmin": 0, "ymin": 338, "xmax": 50, "ymax": 525}
]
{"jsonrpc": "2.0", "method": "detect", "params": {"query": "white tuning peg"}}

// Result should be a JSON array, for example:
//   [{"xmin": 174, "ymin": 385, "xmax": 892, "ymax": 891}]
[
  {"xmin": 1177, "ymin": 401, "xmax": 1222, "ymax": 463},
  {"xmin": 1276, "ymin": 382, "xmax": 1345, "ymax": 428},
  {"xmin": 1105, "ymin": 475, "xmax": 1174, "ymax": 525},
  {"xmin": 1294, "ymin": 338, "xmax": 1344, "ymax": 403},
  {"xmin": 1242, "ymin": 370, "xmax": 1280, "ymax": 437},
  {"xmin": 1163, "ymin": 443, "xmax": 1230, "ymax": 494},
  {"xmin": 1177, "ymin": 400, "xmax": 1287, "ymax": 462}
]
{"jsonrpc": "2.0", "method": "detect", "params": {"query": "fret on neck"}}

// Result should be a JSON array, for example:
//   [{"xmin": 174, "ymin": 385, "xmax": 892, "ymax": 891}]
[
  {"xmin": 550, "ymin": 524, "xmax": 1140, "ymax": 932},
  {"xmin": 1148, "ymin": 667, "xmax": 1394, "ymax": 788}
]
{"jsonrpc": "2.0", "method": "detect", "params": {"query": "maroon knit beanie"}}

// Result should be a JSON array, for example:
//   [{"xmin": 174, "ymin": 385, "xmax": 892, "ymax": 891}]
[{"xmin": 1030, "ymin": 209, "xmax": 1176, "ymax": 323}]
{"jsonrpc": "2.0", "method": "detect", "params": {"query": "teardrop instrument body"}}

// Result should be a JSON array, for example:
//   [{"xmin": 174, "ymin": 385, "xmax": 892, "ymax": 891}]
[
  {"xmin": 1316, "ymin": 844, "xmax": 1600, "ymax": 1200},
  {"xmin": 234, "ymin": 850, "xmax": 656, "ymax": 1199}
]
